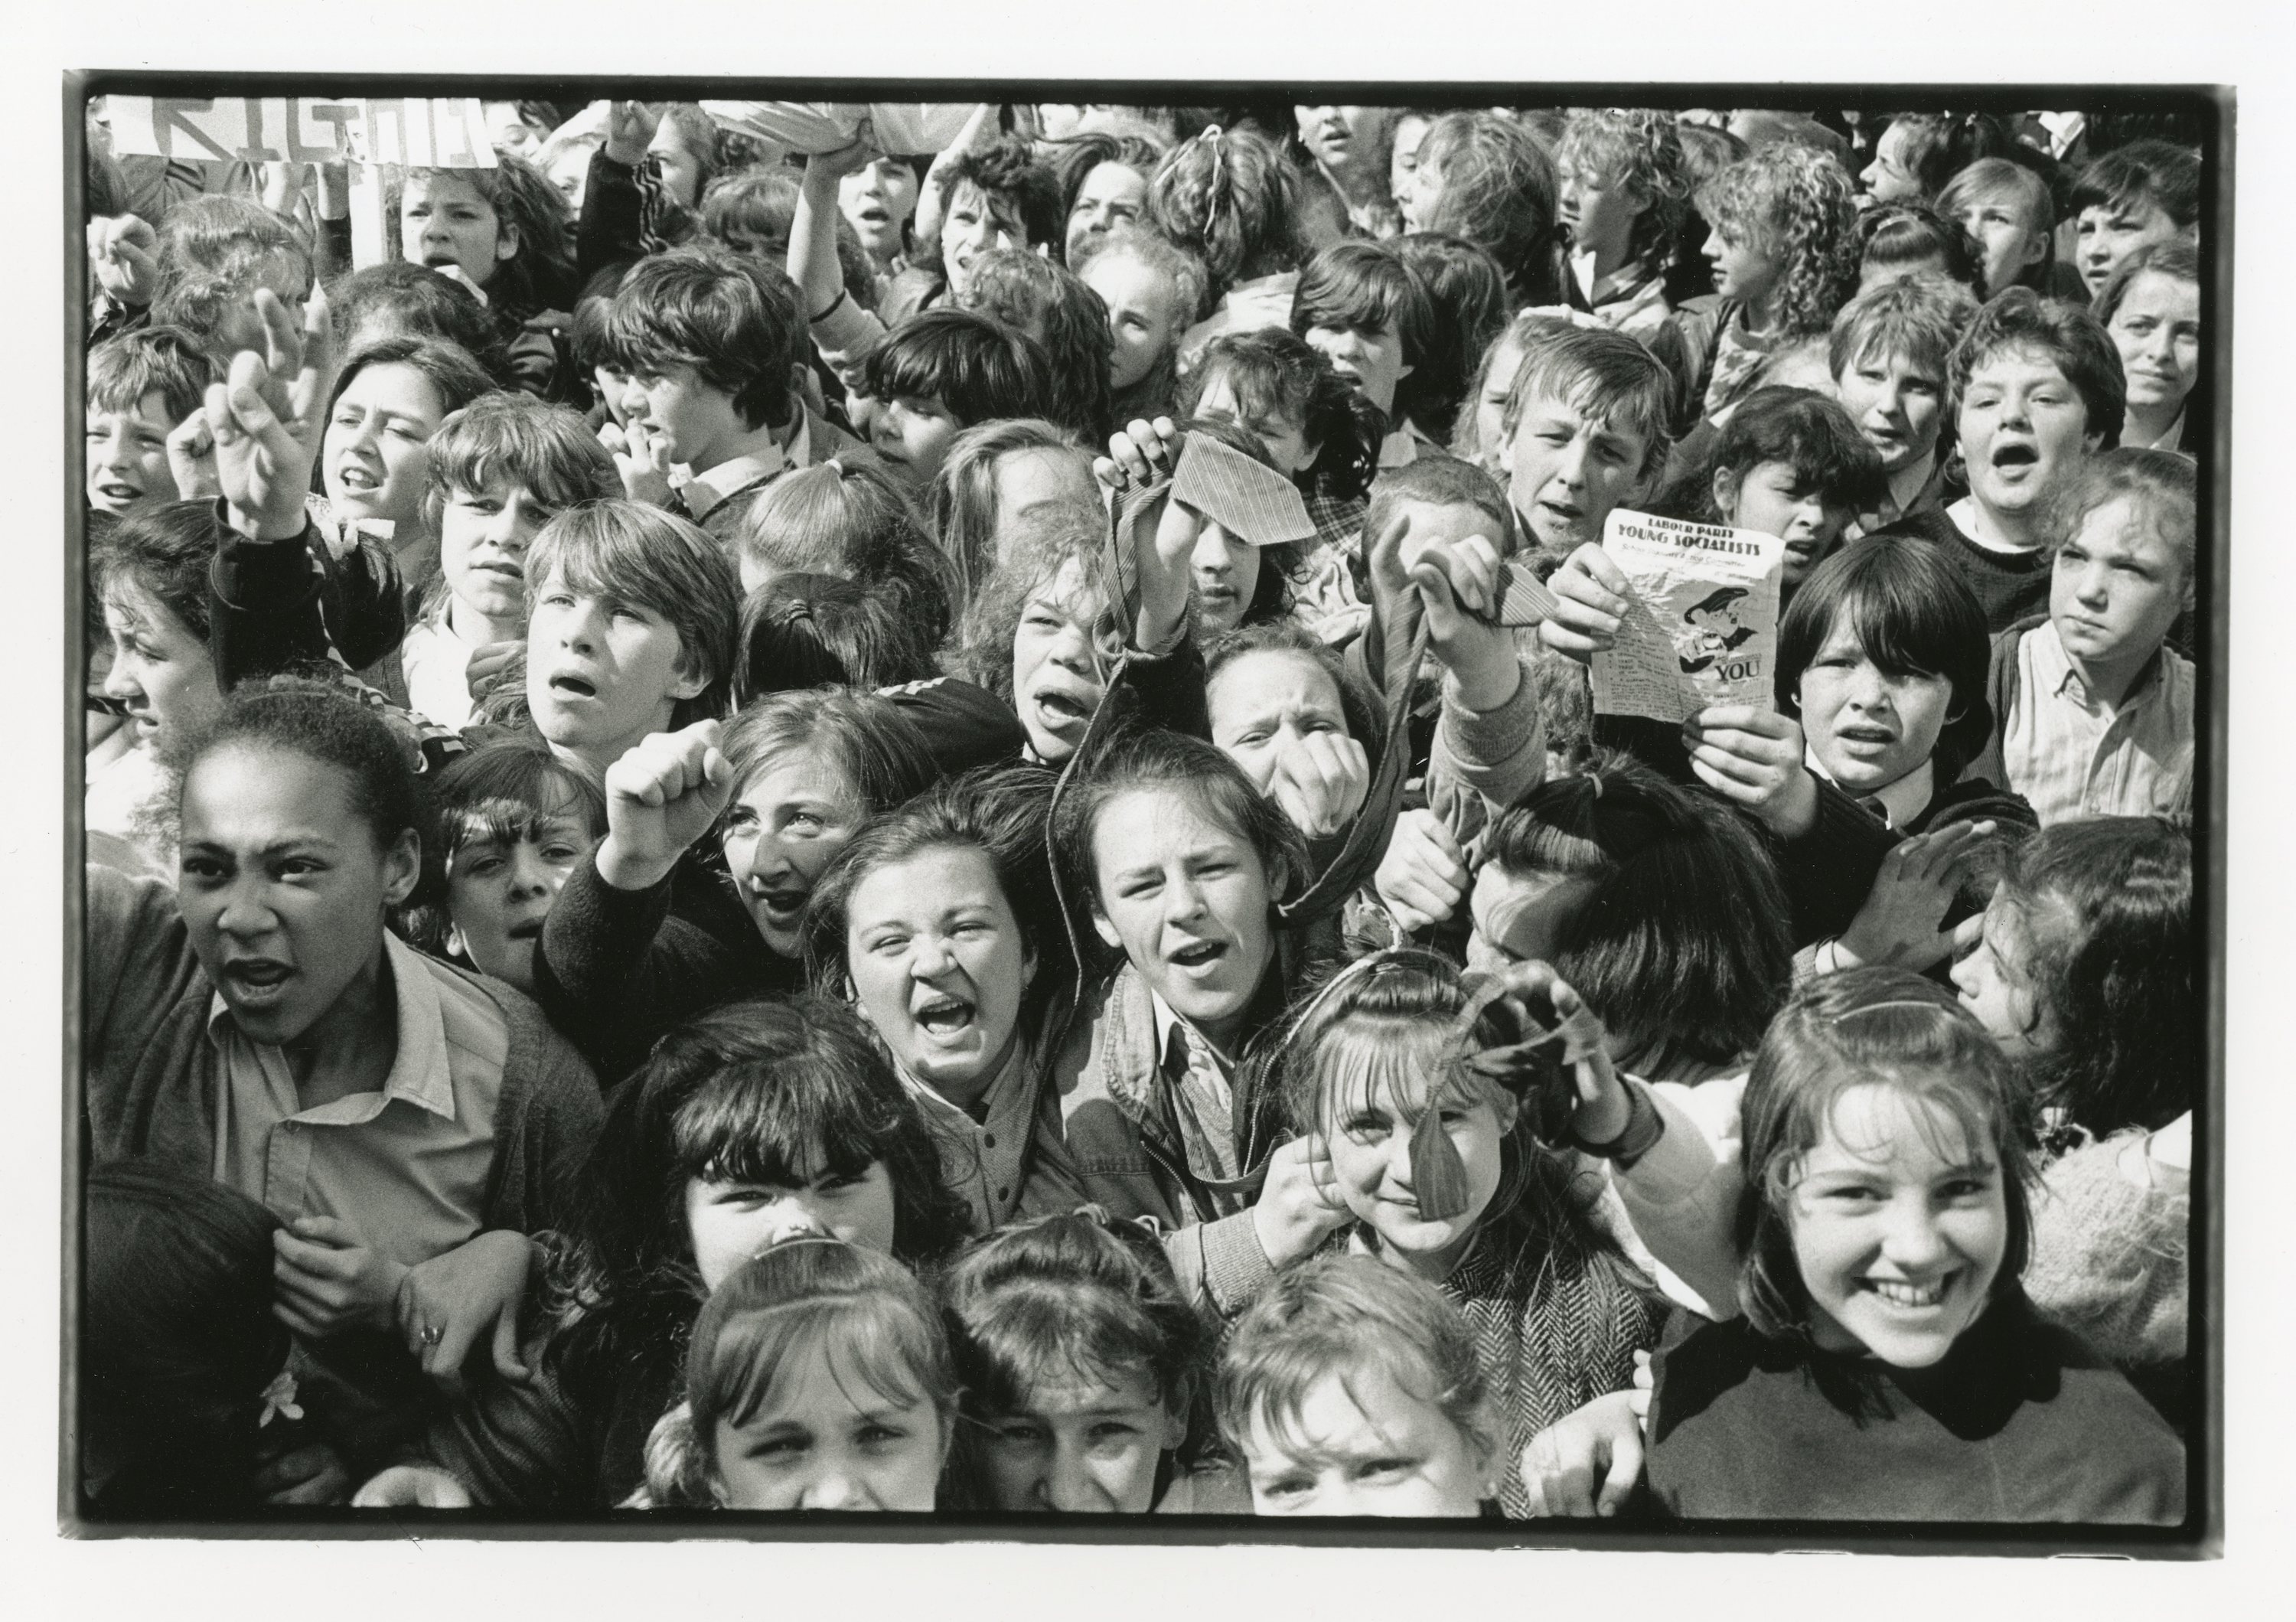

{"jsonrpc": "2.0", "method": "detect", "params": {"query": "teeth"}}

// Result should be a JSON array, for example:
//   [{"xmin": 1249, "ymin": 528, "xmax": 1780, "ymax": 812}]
[{"xmin": 1867, "ymin": 1279, "xmax": 1945, "ymax": 1307}]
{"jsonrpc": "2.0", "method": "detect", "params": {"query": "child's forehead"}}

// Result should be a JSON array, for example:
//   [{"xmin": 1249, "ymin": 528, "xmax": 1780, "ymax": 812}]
[
  {"xmin": 1806, "ymin": 1079, "xmax": 1988, "ymax": 1173},
  {"xmin": 1007, "ymin": 1362, "xmax": 1162, "ymax": 1417},
  {"xmin": 1249, "ymin": 1365, "xmax": 1443, "ymax": 1461},
  {"xmin": 406, "ymin": 171, "xmax": 492, "ymax": 208},
  {"xmin": 1514, "ymin": 387, "xmax": 1649, "ymax": 452},
  {"xmin": 1965, "ymin": 344, "xmax": 2074, "ymax": 390},
  {"xmin": 2069, "ymin": 494, "xmax": 2181, "ymax": 564}
]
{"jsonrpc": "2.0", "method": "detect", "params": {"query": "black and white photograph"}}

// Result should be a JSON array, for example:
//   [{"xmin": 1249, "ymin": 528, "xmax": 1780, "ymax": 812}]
[{"xmin": 31, "ymin": 2, "xmax": 2285, "ymax": 1607}]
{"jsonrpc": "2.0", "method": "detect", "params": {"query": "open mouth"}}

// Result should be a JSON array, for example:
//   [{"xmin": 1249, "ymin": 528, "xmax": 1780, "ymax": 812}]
[
  {"xmin": 1168, "ymin": 938, "xmax": 1227, "ymax": 972},
  {"xmin": 505, "ymin": 918, "xmax": 546, "ymax": 942},
  {"xmin": 751, "ymin": 884, "xmax": 808, "ymax": 924},
  {"xmin": 1990, "ymin": 442, "xmax": 2039, "ymax": 472},
  {"xmin": 93, "ymin": 479, "xmax": 141, "ymax": 503},
  {"xmin": 547, "ymin": 673, "xmax": 597, "ymax": 700},
  {"xmin": 913, "ymin": 992, "xmax": 975, "ymax": 1036},
  {"xmin": 857, "ymin": 204, "xmax": 889, "ymax": 224},
  {"xmin": 334, "ymin": 462, "xmax": 383, "ymax": 493},
  {"xmin": 1033, "ymin": 688, "xmax": 1094, "ymax": 729},
  {"xmin": 221, "ymin": 959, "xmax": 294, "ymax": 1002},
  {"xmin": 1537, "ymin": 498, "xmax": 1585, "ymax": 525}
]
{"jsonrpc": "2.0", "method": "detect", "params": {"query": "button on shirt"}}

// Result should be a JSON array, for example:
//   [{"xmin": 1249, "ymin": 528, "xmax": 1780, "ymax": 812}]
[
  {"xmin": 905, "ymin": 1044, "xmax": 1038, "ymax": 1234},
  {"xmin": 1150, "ymin": 993, "xmax": 1242, "ymax": 1191},
  {"xmin": 210, "ymin": 932, "xmax": 508, "ymax": 1269},
  {"xmin": 2004, "ymin": 619, "xmax": 2195, "ymax": 827}
]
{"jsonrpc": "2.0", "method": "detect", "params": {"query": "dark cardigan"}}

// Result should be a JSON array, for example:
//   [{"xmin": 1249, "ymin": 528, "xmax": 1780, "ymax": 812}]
[
  {"xmin": 83, "ymin": 865, "xmax": 605, "ymax": 1242},
  {"xmin": 1867, "ymin": 505, "xmax": 2052, "ymax": 635},
  {"xmin": 1645, "ymin": 1291, "xmax": 2187, "ymax": 1524}
]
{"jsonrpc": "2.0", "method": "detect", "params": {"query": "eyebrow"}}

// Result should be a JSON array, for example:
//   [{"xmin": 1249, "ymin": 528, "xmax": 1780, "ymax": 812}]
[{"xmin": 184, "ymin": 834, "xmax": 340, "ymax": 860}]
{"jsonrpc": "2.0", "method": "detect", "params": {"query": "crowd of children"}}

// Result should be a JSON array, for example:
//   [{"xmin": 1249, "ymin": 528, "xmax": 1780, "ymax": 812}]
[{"xmin": 79, "ymin": 93, "xmax": 2206, "ymax": 1527}]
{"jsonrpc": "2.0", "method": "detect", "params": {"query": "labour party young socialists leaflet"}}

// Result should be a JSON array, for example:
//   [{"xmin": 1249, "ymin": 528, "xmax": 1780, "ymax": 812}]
[{"xmin": 1589, "ymin": 511, "xmax": 1787, "ymax": 724}]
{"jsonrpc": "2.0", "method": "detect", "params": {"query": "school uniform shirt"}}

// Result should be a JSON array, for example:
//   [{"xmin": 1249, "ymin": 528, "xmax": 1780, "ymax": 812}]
[
  {"xmin": 903, "ymin": 1043, "xmax": 1052, "ymax": 1236},
  {"xmin": 1869, "ymin": 498, "xmax": 2053, "ymax": 633},
  {"xmin": 2002, "ymin": 618, "xmax": 2195, "ymax": 826},
  {"xmin": 399, "ymin": 613, "xmax": 482, "ymax": 733},
  {"xmin": 210, "ymin": 928, "xmax": 506, "ymax": 1270},
  {"xmin": 1150, "ymin": 991, "xmax": 1244, "ymax": 1191}
]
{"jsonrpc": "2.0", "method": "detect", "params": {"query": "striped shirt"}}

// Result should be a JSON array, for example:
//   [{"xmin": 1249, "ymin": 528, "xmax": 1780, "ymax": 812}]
[{"xmin": 2004, "ymin": 619, "xmax": 2195, "ymax": 827}]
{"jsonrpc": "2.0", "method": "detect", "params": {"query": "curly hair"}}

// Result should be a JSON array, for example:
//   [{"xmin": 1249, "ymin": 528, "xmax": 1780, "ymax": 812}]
[
  {"xmin": 942, "ymin": 135, "xmax": 1065, "ymax": 253},
  {"xmin": 1703, "ymin": 142, "xmax": 1863, "ymax": 338},
  {"xmin": 1177, "ymin": 327, "xmax": 1381, "ymax": 503},
  {"xmin": 957, "ymin": 248, "xmax": 1115, "ymax": 439},
  {"xmin": 1557, "ymin": 109, "xmax": 1693, "ymax": 273},
  {"xmin": 1411, "ymin": 113, "xmax": 1561, "ymax": 305},
  {"xmin": 388, "ymin": 152, "xmax": 577, "ymax": 318},
  {"xmin": 1146, "ymin": 123, "xmax": 1304, "ymax": 298}
]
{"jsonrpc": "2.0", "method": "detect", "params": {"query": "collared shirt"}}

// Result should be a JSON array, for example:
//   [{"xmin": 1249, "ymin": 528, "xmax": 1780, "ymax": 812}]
[
  {"xmin": 1149, "ymin": 991, "xmax": 1241, "ymax": 1188},
  {"xmin": 673, "ymin": 437, "xmax": 792, "ymax": 523},
  {"xmin": 1805, "ymin": 747, "xmax": 1934, "ymax": 830},
  {"xmin": 400, "ymin": 612, "xmax": 481, "ymax": 732},
  {"xmin": 210, "ymin": 932, "xmax": 509, "ymax": 1268},
  {"xmin": 903, "ymin": 1043, "xmax": 1038, "ymax": 1234},
  {"xmin": 2004, "ymin": 618, "xmax": 2194, "ymax": 827}
]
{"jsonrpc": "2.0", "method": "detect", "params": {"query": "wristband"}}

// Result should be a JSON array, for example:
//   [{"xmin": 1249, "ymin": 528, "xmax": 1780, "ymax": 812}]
[
  {"xmin": 809, "ymin": 287, "xmax": 852, "ymax": 325},
  {"xmin": 1571, "ymin": 1076, "xmax": 1664, "ymax": 1168}
]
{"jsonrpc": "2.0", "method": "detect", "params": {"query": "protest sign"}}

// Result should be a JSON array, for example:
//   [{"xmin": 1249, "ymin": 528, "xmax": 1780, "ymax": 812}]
[
  {"xmin": 1588, "ymin": 509, "xmax": 1786, "ymax": 724},
  {"xmin": 104, "ymin": 96, "xmax": 494, "ymax": 168}
]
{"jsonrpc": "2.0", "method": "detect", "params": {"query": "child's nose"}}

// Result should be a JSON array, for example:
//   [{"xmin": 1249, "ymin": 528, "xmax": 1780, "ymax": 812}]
[
  {"xmin": 215, "ymin": 878, "xmax": 279, "ymax": 938},
  {"xmin": 100, "ymin": 658, "xmax": 140, "ymax": 702},
  {"xmin": 1880, "ymin": 1201, "xmax": 1951, "ymax": 1269},
  {"xmin": 506, "ymin": 847, "xmax": 554, "ymax": 898},
  {"xmin": 910, "ymin": 930, "xmax": 958, "ymax": 979},
  {"xmin": 801, "ymin": 1467, "xmax": 866, "ymax": 1512},
  {"xmin": 1044, "ymin": 1445, "xmax": 1104, "ymax": 1514}
]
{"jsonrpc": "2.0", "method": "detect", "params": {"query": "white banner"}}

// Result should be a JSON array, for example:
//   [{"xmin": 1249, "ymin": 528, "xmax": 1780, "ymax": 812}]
[{"xmin": 104, "ymin": 96, "xmax": 496, "ymax": 168}]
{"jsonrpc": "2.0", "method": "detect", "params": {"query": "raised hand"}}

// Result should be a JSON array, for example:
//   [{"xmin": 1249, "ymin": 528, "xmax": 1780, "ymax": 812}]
[
  {"xmin": 603, "ymin": 100, "xmax": 667, "ymax": 168},
  {"xmin": 595, "ymin": 720, "xmax": 736, "ymax": 892},
  {"xmin": 1267, "ymin": 729, "xmax": 1371, "ymax": 839},
  {"xmin": 1683, "ymin": 704, "xmax": 1819, "ymax": 839},
  {"xmin": 1372, "ymin": 807, "xmax": 1469, "ymax": 934},
  {"xmin": 393, "ymin": 1230, "xmax": 537, "ymax": 1396},
  {"xmin": 601, "ymin": 418, "xmax": 676, "ymax": 507},
  {"xmin": 1093, "ymin": 416, "xmax": 1188, "ymax": 650},
  {"xmin": 1837, "ymin": 821, "xmax": 1997, "ymax": 971},
  {"xmin": 1534, "ymin": 541, "xmax": 1633, "ymax": 664},
  {"xmin": 1250, "ymin": 1134, "xmax": 1351, "ymax": 1271},
  {"xmin": 1474, "ymin": 959, "xmax": 1629, "ymax": 1145},
  {"xmin": 1401, "ymin": 525, "xmax": 1520, "ymax": 713},
  {"xmin": 87, "ymin": 214, "xmax": 159, "ymax": 308},
  {"xmin": 204, "ymin": 283, "xmax": 335, "ymax": 542},
  {"xmin": 165, "ymin": 410, "xmax": 221, "ymax": 501}
]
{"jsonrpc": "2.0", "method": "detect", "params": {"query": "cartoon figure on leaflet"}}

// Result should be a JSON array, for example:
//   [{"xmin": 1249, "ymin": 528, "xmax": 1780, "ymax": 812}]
[{"xmin": 1678, "ymin": 586, "xmax": 1757, "ymax": 674}]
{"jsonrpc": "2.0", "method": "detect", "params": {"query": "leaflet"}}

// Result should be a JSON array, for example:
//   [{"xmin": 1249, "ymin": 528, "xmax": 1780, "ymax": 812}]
[{"xmin": 1588, "ymin": 510, "xmax": 1787, "ymax": 724}]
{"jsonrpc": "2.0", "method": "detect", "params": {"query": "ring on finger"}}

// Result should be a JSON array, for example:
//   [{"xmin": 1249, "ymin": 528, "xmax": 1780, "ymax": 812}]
[{"xmin": 420, "ymin": 1323, "xmax": 443, "ymax": 1348}]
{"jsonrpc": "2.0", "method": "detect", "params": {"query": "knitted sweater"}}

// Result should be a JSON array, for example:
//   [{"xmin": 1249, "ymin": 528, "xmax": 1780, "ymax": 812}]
[
  {"xmin": 1646, "ymin": 1291, "xmax": 2187, "ymax": 1523},
  {"xmin": 2022, "ymin": 1130, "xmax": 2190, "ymax": 1368},
  {"xmin": 83, "ymin": 866, "xmax": 605, "ymax": 1239},
  {"xmin": 1868, "ymin": 504, "xmax": 2051, "ymax": 635}
]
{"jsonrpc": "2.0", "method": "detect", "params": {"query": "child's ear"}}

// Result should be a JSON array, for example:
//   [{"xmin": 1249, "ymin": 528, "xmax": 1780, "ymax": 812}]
[
  {"xmin": 665, "ymin": 652, "xmax": 711, "ymax": 703},
  {"xmin": 1020, "ymin": 941, "xmax": 1039, "ymax": 992},
  {"xmin": 382, "ymin": 829, "xmax": 423, "ymax": 910},
  {"xmin": 1157, "ymin": 1399, "xmax": 1189, "ymax": 1455},
  {"xmin": 495, "ymin": 217, "xmax": 521, "ymax": 265},
  {"xmin": 1089, "ymin": 899, "xmax": 1122, "ymax": 953},
  {"xmin": 1711, "ymin": 465, "xmax": 1742, "ymax": 525},
  {"xmin": 1469, "ymin": 1418, "xmax": 1508, "ymax": 1501},
  {"xmin": 1491, "ymin": 1089, "xmax": 1520, "ymax": 1138},
  {"xmin": 444, "ymin": 922, "xmax": 468, "ymax": 961}
]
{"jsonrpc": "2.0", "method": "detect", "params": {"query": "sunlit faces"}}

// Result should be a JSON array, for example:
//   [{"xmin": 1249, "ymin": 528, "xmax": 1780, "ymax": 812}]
[
  {"xmin": 1859, "ymin": 122, "xmax": 1924, "ymax": 206},
  {"xmin": 1293, "ymin": 106, "xmax": 1383, "ymax": 178},
  {"xmin": 325, "ymin": 362, "xmax": 451, "ymax": 532},
  {"xmin": 869, "ymin": 394, "xmax": 962, "ymax": 491},
  {"xmin": 1502, "ymin": 391, "xmax": 1655, "ymax": 554},
  {"xmin": 441, "ymin": 807, "xmax": 596, "ymax": 993},
  {"xmin": 1952, "ymin": 189, "xmax": 2048, "ymax": 296},
  {"xmin": 1010, "ymin": 554, "xmax": 1115, "ymax": 764},
  {"xmin": 1957, "ymin": 346, "xmax": 2100, "ymax": 524},
  {"xmin": 2050, "ymin": 494, "xmax": 2187, "ymax": 671},
  {"xmin": 2107, "ymin": 273, "xmax": 2201, "ymax": 423},
  {"xmin": 1206, "ymin": 648, "xmax": 1352, "ymax": 798},
  {"xmin": 400, "ymin": 172, "xmax": 518, "ymax": 292},
  {"xmin": 1949, "ymin": 886, "xmax": 2053, "ymax": 1058},
  {"xmin": 1089, "ymin": 786, "xmax": 1276, "ymax": 1053},
  {"xmin": 2075, "ymin": 196, "xmax": 2190, "ymax": 299},
  {"xmin": 844, "ymin": 844, "xmax": 1034, "ymax": 1103},
  {"xmin": 440, "ymin": 477, "xmax": 554, "ymax": 627},
  {"xmin": 840, "ymin": 157, "xmax": 922, "ymax": 267},
  {"xmin": 618, "ymin": 363, "xmax": 748, "ymax": 475},
  {"xmin": 1081, "ymin": 253, "xmax": 1183, "ymax": 393},
  {"xmin": 1789, "ymin": 1082, "xmax": 2009, "ymax": 1369},
  {"xmin": 1065, "ymin": 161, "xmax": 1149, "ymax": 266},
  {"xmin": 1325, "ymin": 1061, "xmax": 1515, "ymax": 1278},
  {"xmin": 685, "ymin": 1159, "xmax": 898, "ymax": 1291},
  {"xmin": 1463, "ymin": 862, "xmax": 1598, "ymax": 975},
  {"xmin": 1557, "ymin": 158, "xmax": 1644, "ymax": 268},
  {"xmin": 719, "ymin": 750, "xmax": 868, "ymax": 958},
  {"xmin": 1703, "ymin": 224, "xmax": 1784, "ymax": 308},
  {"xmin": 100, "ymin": 583, "xmax": 223, "ymax": 749},
  {"xmin": 1186, "ymin": 511, "xmax": 1261, "ymax": 635},
  {"xmin": 1833, "ymin": 347, "xmax": 1946, "ymax": 477},
  {"xmin": 1716, "ymin": 459, "xmax": 1851, "ymax": 589},
  {"xmin": 941, "ymin": 180, "xmax": 1025, "ymax": 302},
  {"xmin": 1795, "ymin": 623, "xmax": 1954, "ymax": 797},
  {"xmin": 1388, "ymin": 113, "xmax": 1433, "ymax": 212},
  {"xmin": 990, "ymin": 448, "xmax": 1100, "ymax": 563},
  {"xmin": 1192, "ymin": 373, "xmax": 1318, "ymax": 477},
  {"xmin": 176, "ymin": 745, "xmax": 420, "ymax": 1049},
  {"xmin": 1241, "ymin": 1366, "xmax": 1495, "ymax": 1517},
  {"xmin": 481, "ymin": 102, "xmax": 549, "ymax": 162},
  {"xmin": 523, "ymin": 571, "xmax": 705, "ymax": 764},
  {"xmin": 710, "ymin": 1335, "xmax": 947, "ymax": 1513},
  {"xmin": 85, "ymin": 389, "xmax": 179, "ymax": 514},
  {"xmin": 976, "ymin": 1364, "xmax": 1185, "ymax": 1514},
  {"xmin": 1303, "ymin": 321, "xmax": 1412, "ymax": 418}
]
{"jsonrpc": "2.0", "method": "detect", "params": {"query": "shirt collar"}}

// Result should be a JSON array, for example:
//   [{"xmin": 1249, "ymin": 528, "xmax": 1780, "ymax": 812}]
[
  {"xmin": 1150, "ymin": 990, "xmax": 1234, "ymax": 1079},
  {"xmin": 205, "ymin": 931, "xmax": 458, "ymax": 1120},
  {"xmin": 675, "ymin": 436, "xmax": 791, "ymax": 519}
]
